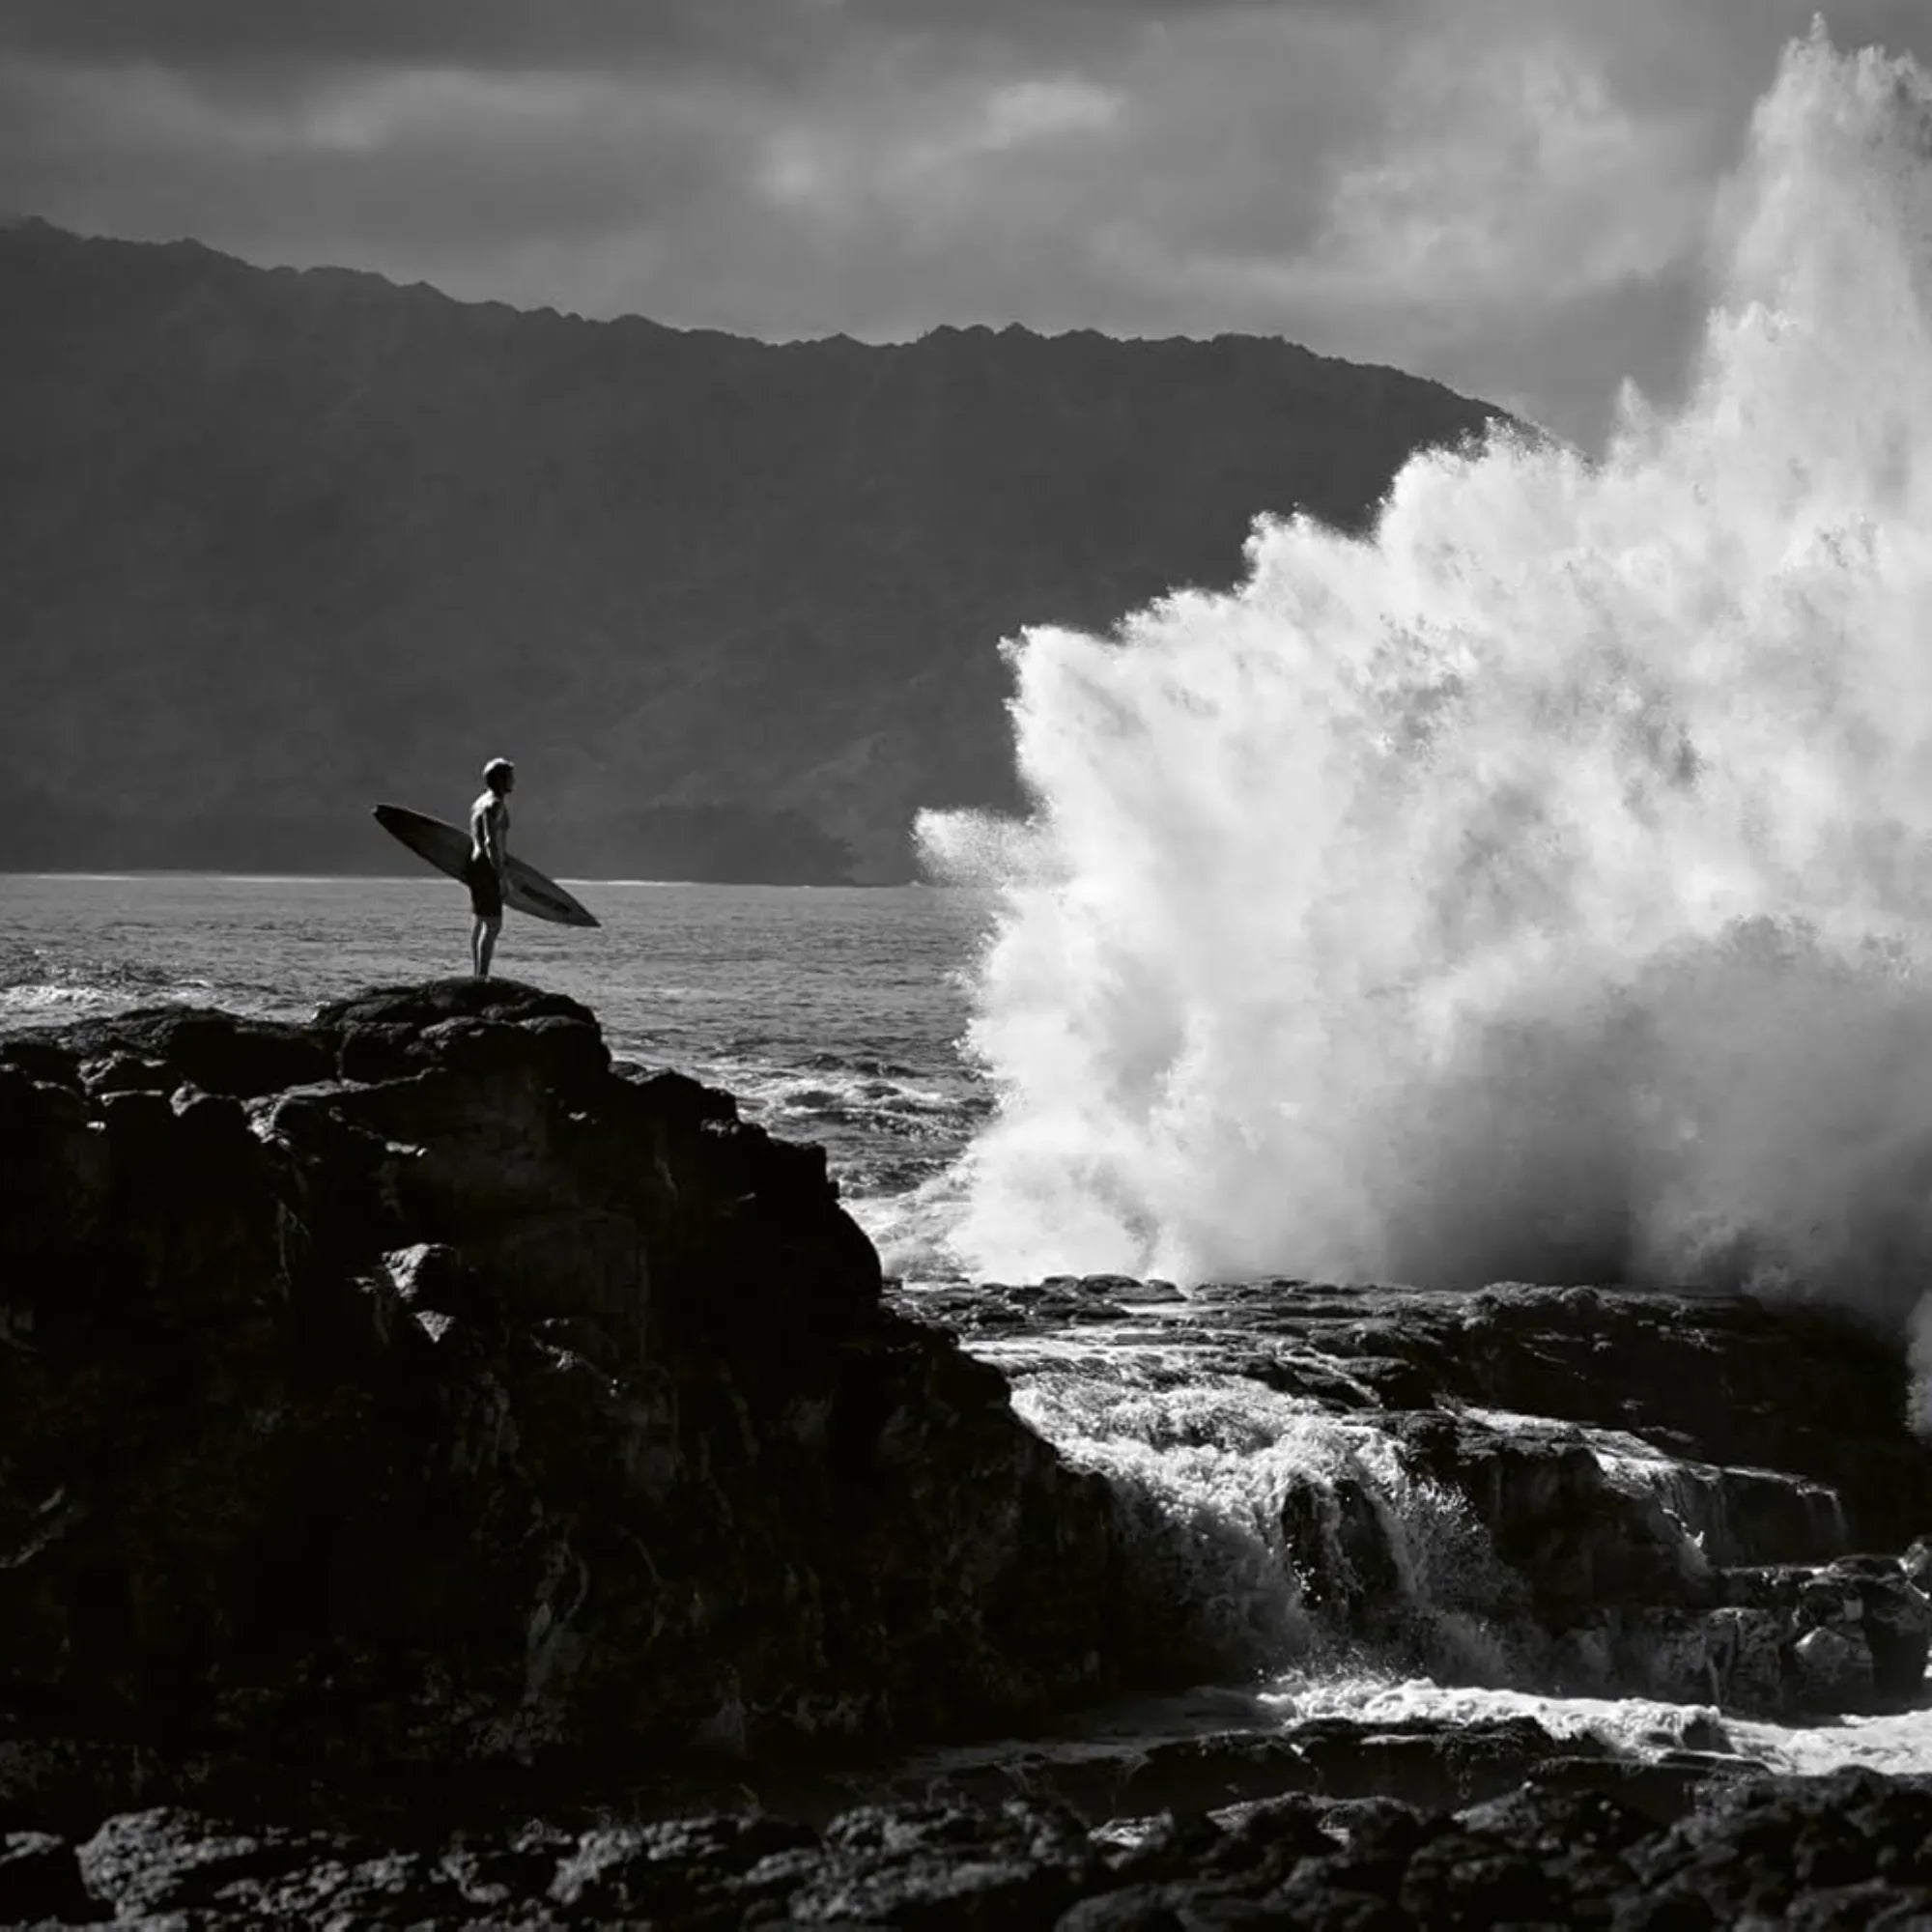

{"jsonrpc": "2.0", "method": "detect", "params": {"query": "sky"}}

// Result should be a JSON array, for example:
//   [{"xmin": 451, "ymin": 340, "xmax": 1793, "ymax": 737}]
[{"xmin": 3, "ymin": 1, "xmax": 1929, "ymax": 447}]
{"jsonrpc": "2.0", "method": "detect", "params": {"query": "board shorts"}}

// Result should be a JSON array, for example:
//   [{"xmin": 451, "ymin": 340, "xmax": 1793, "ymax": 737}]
[{"xmin": 465, "ymin": 854, "xmax": 504, "ymax": 920}]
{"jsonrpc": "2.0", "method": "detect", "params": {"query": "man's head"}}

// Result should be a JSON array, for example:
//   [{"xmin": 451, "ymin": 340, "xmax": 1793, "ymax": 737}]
[{"xmin": 483, "ymin": 757, "xmax": 516, "ymax": 795}]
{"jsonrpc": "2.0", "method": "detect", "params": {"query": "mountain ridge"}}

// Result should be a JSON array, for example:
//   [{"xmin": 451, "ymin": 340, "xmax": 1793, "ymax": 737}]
[{"xmin": 1, "ymin": 217, "xmax": 1512, "ymax": 881}]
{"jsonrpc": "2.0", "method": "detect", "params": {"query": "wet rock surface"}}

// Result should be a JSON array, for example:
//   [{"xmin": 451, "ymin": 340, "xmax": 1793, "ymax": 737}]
[
  {"xmin": 897, "ymin": 1275, "xmax": 1932, "ymax": 1721},
  {"xmin": 8, "ymin": 986, "xmax": 1932, "ymax": 1922},
  {"xmin": 0, "ymin": 983, "xmax": 1169, "ymax": 1804},
  {"xmin": 7, "ymin": 1765, "xmax": 1932, "ymax": 1926}
]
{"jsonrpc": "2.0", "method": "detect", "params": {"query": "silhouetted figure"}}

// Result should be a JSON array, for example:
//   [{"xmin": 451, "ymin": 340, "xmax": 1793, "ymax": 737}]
[{"xmin": 467, "ymin": 757, "xmax": 516, "ymax": 978}]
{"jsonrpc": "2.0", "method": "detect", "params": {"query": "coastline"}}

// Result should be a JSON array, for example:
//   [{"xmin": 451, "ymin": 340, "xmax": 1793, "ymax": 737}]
[{"xmin": 2, "ymin": 979, "xmax": 1929, "ymax": 1923}]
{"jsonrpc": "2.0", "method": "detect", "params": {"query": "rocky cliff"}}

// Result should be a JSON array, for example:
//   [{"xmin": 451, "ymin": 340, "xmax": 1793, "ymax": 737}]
[
  {"xmin": 0, "ymin": 981, "xmax": 1167, "ymax": 1803},
  {"xmin": 0, "ymin": 217, "xmax": 1508, "ymax": 881},
  {"xmin": 6, "ymin": 983, "xmax": 1932, "ymax": 1922}
]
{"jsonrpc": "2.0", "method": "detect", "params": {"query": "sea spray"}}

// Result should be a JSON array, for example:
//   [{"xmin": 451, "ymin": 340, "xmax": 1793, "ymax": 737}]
[
  {"xmin": 986, "ymin": 1341, "xmax": 1517, "ymax": 1679},
  {"xmin": 920, "ymin": 31, "xmax": 1932, "ymax": 1329}
]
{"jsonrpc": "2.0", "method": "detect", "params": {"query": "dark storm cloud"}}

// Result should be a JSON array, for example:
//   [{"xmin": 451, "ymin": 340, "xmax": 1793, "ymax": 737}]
[
  {"xmin": 3, "ymin": 0, "xmax": 1930, "ymax": 445},
  {"xmin": 0, "ymin": 0, "xmax": 789, "ymax": 71},
  {"xmin": 0, "ymin": 0, "xmax": 1345, "ymax": 75}
]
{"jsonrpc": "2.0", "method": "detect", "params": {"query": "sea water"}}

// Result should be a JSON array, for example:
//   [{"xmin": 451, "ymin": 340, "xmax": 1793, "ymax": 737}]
[
  {"xmin": 11, "ymin": 24, "xmax": 1932, "ymax": 1784},
  {"xmin": 0, "ymin": 871, "xmax": 992, "ymax": 1211}
]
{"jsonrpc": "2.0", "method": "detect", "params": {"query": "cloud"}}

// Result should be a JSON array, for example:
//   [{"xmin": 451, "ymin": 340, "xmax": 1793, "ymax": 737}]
[
  {"xmin": 3, "ymin": 0, "xmax": 1930, "ymax": 444},
  {"xmin": 0, "ymin": 55, "xmax": 739, "ymax": 266},
  {"xmin": 0, "ymin": 0, "xmax": 1307, "ymax": 80},
  {"xmin": 0, "ymin": 0, "xmax": 781, "ymax": 74}
]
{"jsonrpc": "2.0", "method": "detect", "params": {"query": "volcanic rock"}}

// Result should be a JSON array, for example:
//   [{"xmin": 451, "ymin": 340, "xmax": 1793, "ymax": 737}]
[
  {"xmin": 0, "ymin": 982, "xmax": 1172, "ymax": 1808},
  {"xmin": 17, "ymin": 1769, "xmax": 1932, "ymax": 1927},
  {"xmin": 899, "ymin": 1275, "xmax": 1932, "ymax": 1719}
]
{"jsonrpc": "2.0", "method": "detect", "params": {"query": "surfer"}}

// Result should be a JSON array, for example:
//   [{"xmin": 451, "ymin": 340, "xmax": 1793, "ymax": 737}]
[{"xmin": 467, "ymin": 757, "xmax": 516, "ymax": 979}]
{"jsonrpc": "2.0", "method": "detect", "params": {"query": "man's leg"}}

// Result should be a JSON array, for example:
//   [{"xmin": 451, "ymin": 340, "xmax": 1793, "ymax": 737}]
[
  {"xmin": 478, "ymin": 914, "xmax": 502, "ymax": 980},
  {"xmin": 470, "ymin": 915, "xmax": 487, "ymax": 978}
]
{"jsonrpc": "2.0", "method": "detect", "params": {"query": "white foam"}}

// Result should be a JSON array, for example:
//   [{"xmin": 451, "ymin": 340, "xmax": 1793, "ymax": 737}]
[
  {"xmin": 858, "ymin": 1163, "xmax": 978, "ymax": 1281},
  {"xmin": 1277, "ymin": 1675, "xmax": 1932, "ymax": 1777},
  {"xmin": 0, "ymin": 983, "xmax": 125, "ymax": 1019},
  {"xmin": 918, "ymin": 32, "xmax": 1932, "ymax": 1338},
  {"xmin": 1263, "ymin": 1675, "xmax": 1734, "ymax": 1758},
  {"xmin": 1005, "ymin": 1360, "xmax": 1519, "ymax": 1676},
  {"xmin": 1729, "ymin": 1701, "xmax": 1932, "ymax": 1776}
]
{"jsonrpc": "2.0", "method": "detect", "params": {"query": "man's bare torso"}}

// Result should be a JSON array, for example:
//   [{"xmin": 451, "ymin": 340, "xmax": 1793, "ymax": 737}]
[{"xmin": 469, "ymin": 791, "xmax": 510, "ymax": 867}]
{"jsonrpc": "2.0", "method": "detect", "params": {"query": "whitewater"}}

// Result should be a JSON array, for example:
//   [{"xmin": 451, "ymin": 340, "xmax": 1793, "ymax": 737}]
[
  {"xmin": 915, "ymin": 28, "xmax": 1932, "ymax": 1346},
  {"xmin": 900, "ymin": 28, "xmax": 1932, "ymax": 1779}
]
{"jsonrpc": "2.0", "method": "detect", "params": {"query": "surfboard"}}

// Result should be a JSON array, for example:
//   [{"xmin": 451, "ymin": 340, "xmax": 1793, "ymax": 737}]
[{"xmin": 372, "ymin": 804, "xmax": 600, "ymax": 928}]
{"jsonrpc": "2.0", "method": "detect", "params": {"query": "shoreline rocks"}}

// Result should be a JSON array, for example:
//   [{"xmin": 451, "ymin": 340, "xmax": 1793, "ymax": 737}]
[
  {"xmin": 7, "ymin": 983, "xmax": 1932, "ymax": 1921},
  {"xmin": 901, "ymin": 1275, "xmax": 1932, "ymax": 1722},
  {"xmin": 0, "ymin": 981, "xmax": 1180, "ymax": 1811},
  {"xmin": 8, "ymin": 1762, "xmax": 1932, "ymax": 1927}
]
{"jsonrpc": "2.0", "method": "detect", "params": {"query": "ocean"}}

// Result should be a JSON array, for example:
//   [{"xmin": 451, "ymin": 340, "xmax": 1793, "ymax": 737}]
[
  {"xmin": 6, "ymin": 866, "xmax": 1927, "ymax": 1783},
  {"xmin": 0, "ymin": 870, "xmax": 991, "ymax": 1252}
]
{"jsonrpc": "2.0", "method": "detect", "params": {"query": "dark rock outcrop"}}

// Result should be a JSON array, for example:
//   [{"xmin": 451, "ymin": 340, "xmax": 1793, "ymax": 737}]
[
  {"xmin": 12, "ymin": 1766, "xmax": 1932, "ymax": 1927},
  {"xmin": 0, "ymin": 981, "xmax": 1170, "ymax": 1804},
  {"xmin": 8, "ymin": 986, "xmax": 1932, "ymax": 1918},
  {"xmin": 903, "ymin": 1276, "xmax": 1932, "ymax": 1719}
]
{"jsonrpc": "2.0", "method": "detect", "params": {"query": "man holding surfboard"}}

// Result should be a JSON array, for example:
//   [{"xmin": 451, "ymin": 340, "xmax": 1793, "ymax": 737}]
[
  {"xmin": 371, "ymin": 770, "xmax": 597, "ymax": 939},
  {"xmin": 467, "ymin": 757, "xmax": 515, "ymax": 979}
]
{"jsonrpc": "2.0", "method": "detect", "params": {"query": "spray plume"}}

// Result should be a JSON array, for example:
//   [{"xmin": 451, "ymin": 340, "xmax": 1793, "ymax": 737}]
[{"xmin": 920, "ymin": 30, "xmax": 1932, "ymax": 1321}]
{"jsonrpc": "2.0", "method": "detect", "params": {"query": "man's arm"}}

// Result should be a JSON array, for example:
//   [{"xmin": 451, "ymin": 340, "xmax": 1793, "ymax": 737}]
[{"xmin": 482, "ymin": 802, "xmax": 507, "ymax": 878}]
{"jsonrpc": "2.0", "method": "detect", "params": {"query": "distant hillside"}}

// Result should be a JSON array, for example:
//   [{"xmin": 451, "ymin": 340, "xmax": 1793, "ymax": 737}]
[{"xmin": 0, "ymin": 218, "xmax": 1508, "ymax": 882}]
